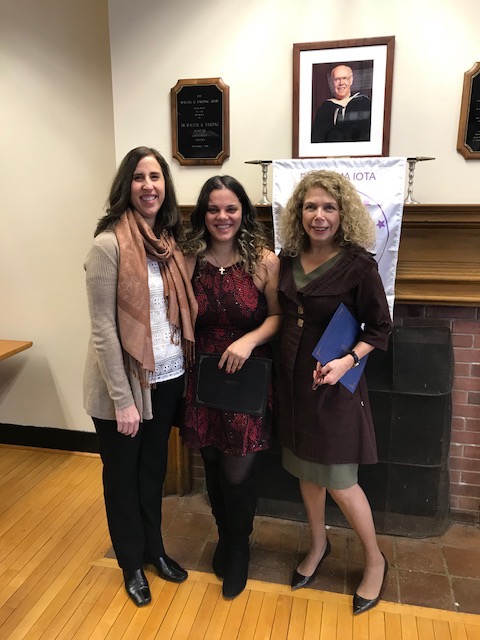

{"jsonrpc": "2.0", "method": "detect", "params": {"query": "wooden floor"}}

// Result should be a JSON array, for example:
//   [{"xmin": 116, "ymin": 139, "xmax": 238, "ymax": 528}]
[{"xmin": 1, "ymin": 446, "xmax": 480, "ymax": 640}]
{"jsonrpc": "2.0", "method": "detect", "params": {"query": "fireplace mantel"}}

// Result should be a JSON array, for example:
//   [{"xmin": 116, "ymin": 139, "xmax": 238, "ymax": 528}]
[
  {"xmin": 180, "ymin": 203, "xmax": 480, "ymax": 306},
  {"xmin": 394, "ymin": 205, "xmax": 480, "ymax": 306}
]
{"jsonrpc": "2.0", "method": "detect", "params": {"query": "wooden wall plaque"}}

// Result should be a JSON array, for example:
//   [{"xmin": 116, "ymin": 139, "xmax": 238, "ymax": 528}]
[
  {"xmin": 457, "ymin": 62, "xmax": 480, "ymax": 159},
  {"xmin": 171, "ymin": 77, "xmax": 230, "ymax": 166}
]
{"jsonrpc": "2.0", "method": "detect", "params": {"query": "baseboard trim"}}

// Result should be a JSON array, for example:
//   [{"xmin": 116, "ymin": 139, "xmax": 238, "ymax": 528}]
[{"xmin": 0, "ymin": 423, "xmax": 98, "ymax": 453}]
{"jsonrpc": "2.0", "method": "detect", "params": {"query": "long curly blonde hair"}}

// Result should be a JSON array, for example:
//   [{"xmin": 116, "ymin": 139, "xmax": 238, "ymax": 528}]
[{"xmin": 279, "ymin": 170, "xmax": 375, "ymax": 255}]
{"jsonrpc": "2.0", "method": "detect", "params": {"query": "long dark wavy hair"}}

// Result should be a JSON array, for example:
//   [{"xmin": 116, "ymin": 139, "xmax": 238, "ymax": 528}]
[
  {"xmin": 94, "ymin": 146, "xmax": 183, "ymax": 240},
  {"xmin": 182, "ymin": 175, "xmax": 269, "ymax": 276}
]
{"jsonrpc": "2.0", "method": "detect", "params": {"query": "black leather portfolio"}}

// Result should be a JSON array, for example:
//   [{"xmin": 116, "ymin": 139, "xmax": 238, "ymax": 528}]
[{"xmin": 195, "ymin": 353, "xmax": 272, "ymax": 417}]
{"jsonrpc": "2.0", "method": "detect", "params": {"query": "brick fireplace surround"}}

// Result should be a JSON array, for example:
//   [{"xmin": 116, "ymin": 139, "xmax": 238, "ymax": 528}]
[
  {"xmin": 183, "ymin": 203, "xmax": 480, "ymax": 526},
  {"xmin": 394, "ymin": 303, "xmax": 480, "ymax": 524}
]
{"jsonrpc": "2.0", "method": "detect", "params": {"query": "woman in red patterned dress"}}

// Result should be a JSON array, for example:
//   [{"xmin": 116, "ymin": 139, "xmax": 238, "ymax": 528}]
[{"xmin": 181, "ymin": 176, "xmax": 281, "ymax": 599}]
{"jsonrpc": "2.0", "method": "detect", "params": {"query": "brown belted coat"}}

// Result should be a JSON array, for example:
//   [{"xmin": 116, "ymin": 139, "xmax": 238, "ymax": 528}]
[{"xmin": 277, "ymin": 247, "xmax": 392, "ymax": 465}]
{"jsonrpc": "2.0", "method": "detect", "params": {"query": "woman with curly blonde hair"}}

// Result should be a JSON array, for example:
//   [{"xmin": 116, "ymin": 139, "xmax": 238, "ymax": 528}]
[
  {"xmin": 277, "ymin": 170, "xmax": 392, "ymax": 615},
  {"xmin": 180, "ymin": 175, "xmax": 281, "ymax": 600},
  {"xmin": 279, "ymin": 170, "xmax": 375, "ymax": 254}
]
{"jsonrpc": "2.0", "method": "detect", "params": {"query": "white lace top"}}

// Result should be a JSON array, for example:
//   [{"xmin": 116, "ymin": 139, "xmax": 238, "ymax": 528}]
[{"xmin": 147, "ymin": 258, "xmax": 184, "ymax": 384}]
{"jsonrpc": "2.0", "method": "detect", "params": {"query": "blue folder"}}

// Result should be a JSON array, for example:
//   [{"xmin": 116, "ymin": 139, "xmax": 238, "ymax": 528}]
[{"xmin": 311, "ymin": 303, "xmax": 368, "ymax": 393}]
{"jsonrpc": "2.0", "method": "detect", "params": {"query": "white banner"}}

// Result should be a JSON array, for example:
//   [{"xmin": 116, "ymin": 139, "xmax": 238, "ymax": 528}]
[{"xmin": 272, "ymin": 157, "xmax": 406, "ymax": 316}]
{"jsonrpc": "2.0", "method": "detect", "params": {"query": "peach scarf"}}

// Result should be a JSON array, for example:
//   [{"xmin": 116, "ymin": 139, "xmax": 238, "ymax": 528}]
[{"xmin": 115, "ymin": 209, "xmax": 197, "ymax": 384}]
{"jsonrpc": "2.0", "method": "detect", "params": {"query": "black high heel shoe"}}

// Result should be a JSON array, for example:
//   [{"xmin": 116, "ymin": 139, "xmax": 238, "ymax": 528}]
[
  {"xmin": 146, "ymin": 555, "xmax": 188, "ymax": 583},
  {"xmin": 123, "ymin": 568, "xmax": 151, "ymax": 607},
  {"xmin": 353, "ymin": 553, "xmax": 388, "ymax": 615},
  {"xmin": 291, "ymin": 539, "xmax": 331, "ymax": 590}
]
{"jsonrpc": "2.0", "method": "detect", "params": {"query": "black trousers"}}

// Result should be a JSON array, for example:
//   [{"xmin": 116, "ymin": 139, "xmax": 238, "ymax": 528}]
[{"xmin": 93, "ymin": 375, "xmax": 184, "ymax": 571}]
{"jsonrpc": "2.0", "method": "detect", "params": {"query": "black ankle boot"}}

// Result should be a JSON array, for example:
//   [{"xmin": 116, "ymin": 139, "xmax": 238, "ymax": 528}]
[
  {"xmin": 222, "ymin": 539, "xmax": 250, "ymax": 599},
  {"xmin": 123, "ymin": 569, "xmax": 151, "ymax": 607}
]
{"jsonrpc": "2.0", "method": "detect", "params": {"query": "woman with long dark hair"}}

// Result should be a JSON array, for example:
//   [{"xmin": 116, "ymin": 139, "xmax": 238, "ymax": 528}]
[
  {"xmin": 84, "ymin": 147, "xmax": 197, "ymax": 607},
  {"xmin": 180, "ymin": 175, "xmax": 281, "ymax": 599}
]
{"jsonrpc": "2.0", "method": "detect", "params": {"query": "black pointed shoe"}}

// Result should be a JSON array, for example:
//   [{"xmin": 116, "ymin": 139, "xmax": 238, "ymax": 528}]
[
  {"xmin": 147, "ymin": 555, "xmax": 188, "ymax": 583},
  {"xmin": 353, "ymin": 553, "xmax": 389, "ymax": 615},
  {"xmin": 291, "ymin": 538, "xmax": 331, "ymax": 590},
  {"xmin": 123, "ymin": 569, "xmax": 151, "ymax": 607}
]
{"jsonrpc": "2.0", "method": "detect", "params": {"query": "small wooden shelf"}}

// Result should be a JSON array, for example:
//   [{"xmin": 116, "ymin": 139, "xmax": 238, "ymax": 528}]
[{"xmin": 0, "ymin": 340, "xmax": 33, "ymax": 362}]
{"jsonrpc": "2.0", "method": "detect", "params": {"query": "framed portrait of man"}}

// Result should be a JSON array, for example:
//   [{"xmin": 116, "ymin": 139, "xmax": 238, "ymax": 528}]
[{"xmin": 293, "ymin": 37, "xmax": 395, "ymax": 158}]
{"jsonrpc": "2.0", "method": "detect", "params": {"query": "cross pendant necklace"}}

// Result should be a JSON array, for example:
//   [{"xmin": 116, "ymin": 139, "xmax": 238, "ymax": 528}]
[{"xmin": 209, "ymin": 249, "xmax": 236, "ymax": 275}]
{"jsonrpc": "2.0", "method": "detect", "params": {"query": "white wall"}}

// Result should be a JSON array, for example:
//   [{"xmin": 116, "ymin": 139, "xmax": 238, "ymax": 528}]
[
  {"xmin": 1, "ymin": 0, "xmax": 478, "ymax": 436},
  {"xmin": 109, "ymin": 0, "xmax": 480, "ymax": 205},
  {"xmin": 0, "ymin": 0, "xmax": 115, "ymax": 432}
]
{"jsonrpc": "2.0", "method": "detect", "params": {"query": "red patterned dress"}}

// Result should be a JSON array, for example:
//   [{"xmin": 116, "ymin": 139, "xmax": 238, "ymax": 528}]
[{"xmin": 180, "ymin": 261, "xmax": 272, "ymax": 455}]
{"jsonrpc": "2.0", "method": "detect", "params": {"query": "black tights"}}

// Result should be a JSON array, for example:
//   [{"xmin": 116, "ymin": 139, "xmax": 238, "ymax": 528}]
[{"xmin": 200, "ymin": 446, "xmax": 257, "ymax": 486}]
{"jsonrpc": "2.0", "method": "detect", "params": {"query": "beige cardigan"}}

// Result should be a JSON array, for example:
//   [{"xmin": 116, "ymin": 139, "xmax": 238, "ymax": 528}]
[{"xmin": 83, "ymin": 231, "xmax": 153, "ymax": 421}]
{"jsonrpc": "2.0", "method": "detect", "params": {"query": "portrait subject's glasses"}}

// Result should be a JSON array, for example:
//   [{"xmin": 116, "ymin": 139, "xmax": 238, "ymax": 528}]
[{"xmin": 333, "ymin": 76, "xmax": 352, "ymax": 83}]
